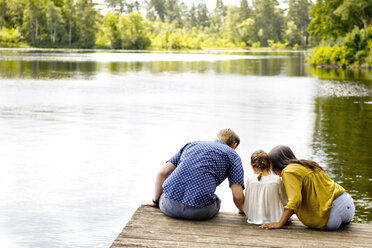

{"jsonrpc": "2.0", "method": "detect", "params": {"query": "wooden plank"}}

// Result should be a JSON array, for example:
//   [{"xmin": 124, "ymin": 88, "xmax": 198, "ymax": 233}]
[{"xmin": 111, "ymin": 205, "xmax": 372, "ymax": 248}]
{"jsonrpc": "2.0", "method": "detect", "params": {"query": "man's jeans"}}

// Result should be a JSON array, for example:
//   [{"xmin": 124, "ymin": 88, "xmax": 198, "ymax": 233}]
[{"xmin": 159, "ymin": 193, "xmax": 221, "ymax": 220}]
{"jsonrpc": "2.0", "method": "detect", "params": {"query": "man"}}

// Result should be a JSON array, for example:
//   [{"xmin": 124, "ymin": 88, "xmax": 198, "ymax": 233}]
[{"xmin": 151, "ymin": 128, "xmax": 245, "ymax": 220}]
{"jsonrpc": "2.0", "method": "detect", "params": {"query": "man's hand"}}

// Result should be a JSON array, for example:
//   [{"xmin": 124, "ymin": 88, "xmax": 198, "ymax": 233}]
[{"xmin": 146, "ymin": 200, "xmax": 159, "ymax": 208}]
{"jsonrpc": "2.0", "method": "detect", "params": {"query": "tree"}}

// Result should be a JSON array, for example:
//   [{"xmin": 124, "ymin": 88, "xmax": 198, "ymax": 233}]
[
  {"xmin": 99, "ymin": 12, "xmax": 121, "ymax": 48},
  {"xmin": 22, "ymin": 0, "xmax": 47, "ymax": 44},
  {"xmin": 46, "ymin": 0, "xmax": 64, "ymax": 44},
  {"xmin": 287, "ymin": 0, "xmax": 310, "ymax": 46},
  {"xmin": 196, "ymin": 3, "xmax": 209, "ymax": 28},
  {"xmin": 105, "ymin": 0, "xmax": 127, "ymax": 14},
  {"xmin": 147, "ymin": 0, "xmax": 166, "ymax": 21},
  {"xmin": 333, "ymin": 0, "xmax": 371, "ymax": 30},
  {"xmin": 308, "ymin": 0, "xmax": 359, "ymax": 41},
  {"xmin": 222, "ymin": 6, "xmax": 240, "ymax": 43},
  {"xmin": 285, "ymin": 20, "xmax": 301, "ymax": 46},
  {"xmin": 165, "ymin": 0, "xmax": 183, "ymax": 25},
  {"xmin": 252, "ymin": 0, "xmax": 284, "ymax": 46},
  {"xmin": 0, "ymin": 0, "xmax": 7, "ymax": 28},
  {"xmin": 118, "ymin": 12, "xmax": 150, "ymax": 49},
  {"xmin": 75, "ymin": 0, "xmax": 98, "ymax": 48},
  {"xmin": 237, "ymin": 18, "xmax": 256, "ymax": 46},
  {"xmin": 239, "ymin": 0, "xmax": 250, "ymax": 22},
  {"xmin": 214, "ymin": 0, "xmax": 226, "ymax": 23},
  {"xmin": 185, "ymin": 4, "xmax": 197, "ymax": 28},
  {"xmin": 62, "ymin": 0, "xmax": 75, "ymax": 46},
  {"xmin": 7, "ymin": 0, "xmax": 27, "ymax": 29}
]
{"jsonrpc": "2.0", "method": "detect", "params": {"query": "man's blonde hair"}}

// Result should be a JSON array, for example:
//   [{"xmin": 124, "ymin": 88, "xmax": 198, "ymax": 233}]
[{"xmin": 217, "ymin": 128, "xmax": 240, "ymax": 147}]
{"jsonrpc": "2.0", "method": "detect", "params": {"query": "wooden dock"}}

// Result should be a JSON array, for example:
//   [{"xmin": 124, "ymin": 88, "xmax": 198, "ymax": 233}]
[{"xmin": 111, "ymin": 205, "xmax": 372, "ymax": 247}]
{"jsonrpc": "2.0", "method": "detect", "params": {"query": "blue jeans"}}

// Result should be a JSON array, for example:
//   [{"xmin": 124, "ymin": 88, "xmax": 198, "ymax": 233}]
[
  {"xmin": 159, "ymin": 194, "xmax": 221, "ymax": 220},
  {"xmin": 326, "ymin": 192, "xmax": 355, "ymax": 230}
]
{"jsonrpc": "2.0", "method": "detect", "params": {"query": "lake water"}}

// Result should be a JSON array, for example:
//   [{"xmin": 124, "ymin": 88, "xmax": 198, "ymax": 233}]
[{"xmin": 0, "ymin": 49, "xmax": 371, "ymax": 248}]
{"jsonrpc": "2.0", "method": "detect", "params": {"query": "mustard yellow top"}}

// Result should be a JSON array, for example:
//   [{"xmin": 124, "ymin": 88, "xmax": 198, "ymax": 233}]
[{"xmin": 282, "ymin": 163, "xmax": 345, "ymax": 229}]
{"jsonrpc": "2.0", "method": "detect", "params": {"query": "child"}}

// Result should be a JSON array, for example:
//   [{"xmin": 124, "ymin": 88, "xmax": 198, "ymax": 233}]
[{"xmin": 244, "ymin": 150, "xmax": 287, "ymax": 224}]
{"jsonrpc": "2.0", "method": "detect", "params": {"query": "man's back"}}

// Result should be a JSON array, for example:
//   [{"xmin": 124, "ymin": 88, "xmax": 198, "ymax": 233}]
[{"xmin": 162, "ymin": 140, "xmax": 244, "ymax": 207}]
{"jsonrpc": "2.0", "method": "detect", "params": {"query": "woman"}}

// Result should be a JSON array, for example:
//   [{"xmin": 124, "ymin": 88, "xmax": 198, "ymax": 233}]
[{"xmin": 260, "ymin": 145, "xmax": 355, "ymax": 230}]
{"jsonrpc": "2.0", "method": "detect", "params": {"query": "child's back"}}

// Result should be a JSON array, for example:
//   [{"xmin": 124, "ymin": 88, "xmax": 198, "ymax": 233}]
[{"xmin": 244, "ymin": 172, "xmax": 287, "ymax": 224}]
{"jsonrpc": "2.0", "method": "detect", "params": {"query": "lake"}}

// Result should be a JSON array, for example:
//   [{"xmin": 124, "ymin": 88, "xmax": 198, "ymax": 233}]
[{"xmin": 0, "ymin": 49, "xmax": 371, "ymax": 248}]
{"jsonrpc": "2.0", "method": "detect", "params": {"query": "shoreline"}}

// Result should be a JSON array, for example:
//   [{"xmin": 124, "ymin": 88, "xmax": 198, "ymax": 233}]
[{"xmin": 313, "ymin": 64, "xmax": 372, "ymax": 70}]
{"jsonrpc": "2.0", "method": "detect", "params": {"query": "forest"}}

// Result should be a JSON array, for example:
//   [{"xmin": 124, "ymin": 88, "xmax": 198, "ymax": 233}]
[{"xmin": 0, "ymin": 0, "xmax": 371, "ymax": 67}]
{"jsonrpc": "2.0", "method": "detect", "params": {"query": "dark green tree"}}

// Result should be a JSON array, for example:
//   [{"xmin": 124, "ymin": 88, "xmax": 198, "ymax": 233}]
[
  {"xmin": 196, "ymin": 3, "xmax": 209, "ymax": 28},
  {"xmin": 46, "ymin": 0, "xmax": 64, "ymax": 44},
  {"xmin": 308, "ymin": 0, "xmax": 361, "ymax": 41},
  {"xmin": 252, "ymin": 0, "xmax": 284, "ymax": 46},
  {"xmin": 287, "ymin": 0, "xmax": 310, "ymax": 46},
  {"xmin": 75, "ymin": 0, "xmax": 98, "ymax": 48},
  {"xmin": 239, "ymin": 0, "xmax": 250, "ymax": 22},
  {"xmin": 22, "ymin": 0, "xmax": 47, "ymax": 44},
  {"xmin": 0, "ymin": 0, "xmax": 7, "ymax": 28},
  {"xmin": 105, "ymin": 0, "xmax": 127, "ymax": 14},
  {"xmin": 147, "ymin": 0, "xmax": 166, "ymax": 21}
]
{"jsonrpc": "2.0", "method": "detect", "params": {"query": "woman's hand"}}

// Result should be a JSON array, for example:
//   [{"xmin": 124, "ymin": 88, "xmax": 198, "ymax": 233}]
[
  {"xmin": 260, "ymin": 209, "xmax": 294, "ymax": 229},
  {"xmin": 260, "ymin": 222, "xmax": 283, "ymax": 229}
]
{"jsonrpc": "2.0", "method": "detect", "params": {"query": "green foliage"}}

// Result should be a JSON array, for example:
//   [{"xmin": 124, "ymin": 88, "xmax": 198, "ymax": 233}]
[
  {"xmin": 252, "ymin": 0, "xmax": 284, "ymax": 46},
  {"xmin": 268, "ymin": 39, "xmax": 288, "ymax": 49},
  {"xmin": 118, "ymin": 13, "xmax": 150, "ymax": 49},
  {"xmin": 0, "ymin": 26, "xmax": 21, "ymax": 43},
  {"xmin": 287, "ymin": 0, "xmax": 310, "ymax": 46},
  {"xmin": 2, "ymin": 0, "xmax": 366, "ymax": 52},
  {"xmin": 46, "ymin": 0, "xmax": 64, "ymax": 44},
  {"xmin": 309, "ymin": 27, "xmax": 372, "ymax": 67}
]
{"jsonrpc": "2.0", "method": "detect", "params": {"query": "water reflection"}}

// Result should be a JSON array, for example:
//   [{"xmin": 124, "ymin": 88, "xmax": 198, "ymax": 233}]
[
  {"xmin": 311, "ymin": 67, "xmax": 372, "ymax": 83},
  {"xmin": 313, "ymin": 93, "xmax": 372, "ymax": 222},
  {"xmin": 0, "ymin": 50, "xmax": 313, "ymax": 78}
]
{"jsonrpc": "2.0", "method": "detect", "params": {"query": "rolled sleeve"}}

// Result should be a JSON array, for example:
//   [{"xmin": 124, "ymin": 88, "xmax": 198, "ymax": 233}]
[
  {"xmin": 167, "ymin": 143, "xmax": 190, "ymax": 167},
  {"xmin": 282, "ymin": 171, "xmax": 302, "ymax": 211},
  {"xmin": 228, "ymin": 156, "xmax": 245, "ymax": 189}
]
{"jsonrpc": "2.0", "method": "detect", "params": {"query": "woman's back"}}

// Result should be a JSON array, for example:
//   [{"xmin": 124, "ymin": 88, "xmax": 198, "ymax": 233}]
[
  {"xmin": 244, "ymin": 174, "xmax": 287, "ymax": 224},
  {"xmin": 282, "ymin": 163, "xmax": 345, "ymax": 229}
]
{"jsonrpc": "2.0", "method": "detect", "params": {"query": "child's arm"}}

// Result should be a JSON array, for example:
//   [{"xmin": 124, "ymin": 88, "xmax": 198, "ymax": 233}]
[{"xmin": 260, "ymin": 209, "xmax": 294, "ymax": 229}]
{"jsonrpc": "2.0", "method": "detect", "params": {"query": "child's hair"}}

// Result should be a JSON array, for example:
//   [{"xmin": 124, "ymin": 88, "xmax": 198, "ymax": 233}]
[{"xmin": 251, "ymin": 150, "xmax": 271, "ymax": 181}]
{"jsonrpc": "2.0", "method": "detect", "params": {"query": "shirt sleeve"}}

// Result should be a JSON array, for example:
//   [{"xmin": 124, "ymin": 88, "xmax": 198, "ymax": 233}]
[
  {"xmin": 167, "ymin": 143, "xmax": 189, "ymax": 167},
  {"xmin": 228, "ymin": 155, "xmax": 245, "ymax": 189},
  {"xmin": 282, "ymin": 170, "xmax": 302, "ymax": 211}
]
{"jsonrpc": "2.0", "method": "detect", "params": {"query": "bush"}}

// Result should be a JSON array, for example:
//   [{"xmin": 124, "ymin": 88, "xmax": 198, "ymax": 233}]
[
  {"xmin": 0, "ymin": 27, "xmax": 22, "ymax": 43},
  {"xmin": 252, "ymin": 41, "xmax": 260, "ymax": 48},
  {"xmin": 310, "ymin": 26, "xmax": 372, "ymax": 67}
]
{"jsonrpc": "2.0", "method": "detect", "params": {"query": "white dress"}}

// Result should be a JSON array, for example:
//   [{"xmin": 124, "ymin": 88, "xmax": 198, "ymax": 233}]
[{"xmin": 244, "ymin": 174, "xmax": 287, "ymax": 225}]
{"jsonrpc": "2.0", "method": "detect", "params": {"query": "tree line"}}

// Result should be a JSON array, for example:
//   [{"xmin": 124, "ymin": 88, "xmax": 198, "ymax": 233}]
[
  {"xmin": 0, "ymin": 0, "xmax": 370, "ymax": 66},
  {"xmin": 0, "ymin": 0, "xmax": 312, "ymax": 49}
]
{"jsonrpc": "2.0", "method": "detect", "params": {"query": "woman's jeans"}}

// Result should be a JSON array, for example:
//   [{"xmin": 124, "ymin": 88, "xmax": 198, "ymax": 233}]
[
  {"xmin": 326, "ymin": 192, "xmax": 355, "ymax": 230},
  {"xmin": 159, "ymin": 193, "xmax": 221, "ymax": 220}
]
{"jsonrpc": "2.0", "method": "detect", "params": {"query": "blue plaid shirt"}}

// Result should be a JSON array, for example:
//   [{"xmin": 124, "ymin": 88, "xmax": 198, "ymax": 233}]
[{"xmin": 162, "ymin": 140, "xmax": 245, "ymax": 207}]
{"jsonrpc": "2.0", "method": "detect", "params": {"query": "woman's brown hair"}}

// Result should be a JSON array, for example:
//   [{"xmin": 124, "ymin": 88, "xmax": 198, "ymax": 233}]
[
  {"xmin": 268, "ymin": 145, "xmax": 324, "ymax": 172},
  {"xmin": 251, "ymin": 150, "xmax": 271, "ymax": 181}
]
